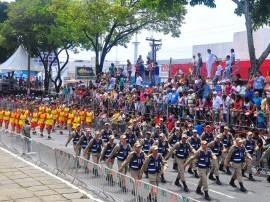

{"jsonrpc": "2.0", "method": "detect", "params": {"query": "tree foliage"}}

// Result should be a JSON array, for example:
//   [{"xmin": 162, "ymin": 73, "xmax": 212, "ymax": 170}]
[
  {"xmin": 58, "ymin": 0, "xmax": 187, "ymax": 74},
  {"xmin": 5, "ymin": 0, "xmax": 78, "ymax": 92}
]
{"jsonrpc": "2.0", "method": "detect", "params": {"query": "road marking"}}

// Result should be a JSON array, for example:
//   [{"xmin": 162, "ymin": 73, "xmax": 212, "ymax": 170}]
[
  {"xmin": 187, "ymin": 181, "xmax": 235, "ymax": 199},
  {"xmin": 0, "ymin": 147, "xmax": 104, "ymax": 202}
]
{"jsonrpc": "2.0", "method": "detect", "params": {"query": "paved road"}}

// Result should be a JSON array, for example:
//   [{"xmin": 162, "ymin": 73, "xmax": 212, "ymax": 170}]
[
  {"xmin": 0, "ymin": 147, "xmax": 95, "ymax": 202},
  {"xmin": 30, "ymin": 129, "xmax": 270, "ymax": 202}
]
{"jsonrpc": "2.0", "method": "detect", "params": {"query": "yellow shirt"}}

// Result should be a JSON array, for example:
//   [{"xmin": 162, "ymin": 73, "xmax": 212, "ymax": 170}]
[
  {"xmin": 46, "ymin": 114, "xmax": 54, "ymax": 125},
  {"xmin": 112, "ymin": 113, "xmax": 120, "ymax": 124},
  {"xmin": 67, "ymin": 113, "xmax": 74, "ymax": 124},
  {"xmin": 79, "ymin": 111, "xmax": 85, "ymax": 121},
  {"xmin": 3, "ymin": 111, "xmax": 10, "ymax": 121},
  {"xmin": 19, "ymin": 114, "xmax": 27, "ymax": 125},
  {"xmin": 58, "ymin": 111, "xmax": 65, "ymax": 121},
  {"xmin": 85, "ymin": 112, "xmax": 93, "ymax": 122},
  {"xmin": 10, "ymin": 112, "xmax": 16, "ymax": 123},
  {"xmin": 39, "ymin": 113, "xmax": 46, "ymax": 124},
  {"xmin": 0, "ymin": 110, "xmax": 4, "ymax": 120},
  {"xmin": 52, "ymin": 109, "xmax": 58, "ymax": 120},
  {"xmin": 72, "ymin": 116, "xmax": 81, "ymax": 128},
  {"xmin": 32, "ymin": 112, "xmax": 39, "ymax": 123}
]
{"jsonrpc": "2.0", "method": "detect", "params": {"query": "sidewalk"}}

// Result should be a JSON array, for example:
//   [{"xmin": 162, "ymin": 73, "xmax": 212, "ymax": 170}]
[{"xmin": 0, "ymin": 148, "xmax": 95, "ymax": 202}]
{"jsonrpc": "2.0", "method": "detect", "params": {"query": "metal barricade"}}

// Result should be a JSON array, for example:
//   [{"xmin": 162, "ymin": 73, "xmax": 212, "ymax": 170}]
[
  {"xmin": 0, "ymin": 130, "xmax": 13, "ymax": 149},
  {"xmin": 55, "ymin": 149, "xmax": 77, "ymax": 180},
  {"xmin": 101, "ymin": 167, "xmax": 137, "ymax": 202},
  {"xmin": 10, "ymin": 133, "xmax": 25, "ymax": 154},
  {"xmin": 136, "ymin": 180, "xmax": 183, "ymax": 202},
  {"xmin": 37, "ymin": 142, "xmax": 57, "ymax": 172}
]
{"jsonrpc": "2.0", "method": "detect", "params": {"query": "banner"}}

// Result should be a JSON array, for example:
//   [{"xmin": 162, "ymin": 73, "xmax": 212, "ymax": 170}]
[{"xmin": 75, "ymin": 66, "xmax": 96, "ymax": 80}]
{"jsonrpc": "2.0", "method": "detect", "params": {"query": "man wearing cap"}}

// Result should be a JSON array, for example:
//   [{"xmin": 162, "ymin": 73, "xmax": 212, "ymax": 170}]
[
  {"xmin": 259, "ymin": 145, "xmax": 270, "ymax": 183},
  {"xmin": 106, "ymin": 135, "xmax": 132, "ymax": 174},
  {"xmin": 168, "ymin": 127, "xmax": 182, "ymax": 170},
  {"xmin": 153, "ymin": 133, "xmax": 170, "ymax": 183},
  {"xmin": 225, "ymin": 138, "xmax": 252, "ymax": 192},
  {"xmin": 187, "ymin": 129, "xmax": 201, "ymax": 178},
  {"xmin": 165, "ymin": 134, "xmax": 195, "ymax": 192},
  {"xmin": 100, "ymin": 123, "xmax": 113, "ymax": 143},
  {"xmin": 220, "ymin": 126, "xmax": 234, "ymax": 174},
  {"xmin": 77, "ymin": 128, "xmax": 92, "ymax": 160},
  {"xmin": 119, "ymin": 142, "xmax": 145, "ymax": 180},
  {"xmin": 159, "ymin": 118, "xmax": 169, "ymax": 138},
  {"xmin": 186, "ymin": 124, "xmax": 194, "ymax": 137},
  {"xmin": 125, "ymin": 126, "xmax": 137, "ymax": 147},
  {"xmin": 100, "ymin": 135, "xmax": 116, "ymax": 168},
  {"xmin": 141, "ymin": 132, "xmax": 155, "ymax": 155},
  {"xmin": 84, "ymin": 131, "xmax": 104, "ymax": 176},
  {"xmin": 201, "ymin": 125, "xmax": 214, "ymax": 143},
  {"xmin": 242, "ymin": 131, "xmax": 257, "ymax": 181},
  {"xmin": 132, "ymin": 120, "xmax": 143, "ymax": 139},
  {"xmin": 184, "ymin": 141, "xmax": 217, "ymax": 201},
  {"xmin": 153, "ymin": 125, "xmax": 161, "ymax": 140},
  {"xmin": 65, "ymin": 124, "xmax": 83, "ymax": 156},
  {"xmin": 207, "ymin": 135, "xmax": 225, "ymax": 185}
]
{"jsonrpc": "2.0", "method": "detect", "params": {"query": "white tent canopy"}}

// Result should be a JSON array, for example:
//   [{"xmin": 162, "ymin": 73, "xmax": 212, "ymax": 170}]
[{"xmin": 0, "ymin": 45, "xmax": 44, "ymax": 73}]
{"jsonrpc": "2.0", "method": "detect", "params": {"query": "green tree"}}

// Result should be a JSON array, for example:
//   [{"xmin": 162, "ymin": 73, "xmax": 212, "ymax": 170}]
[
  {"xmin": 5, "ymin": 0, "xmax": 78, "ymax": 93},
  {"xmin": 190, "ymin": 0, "xmax": 270, "ymax": 74},
  {"xmin": 61, "ymin": 0, "xmax": 187, "ymax": 74}
]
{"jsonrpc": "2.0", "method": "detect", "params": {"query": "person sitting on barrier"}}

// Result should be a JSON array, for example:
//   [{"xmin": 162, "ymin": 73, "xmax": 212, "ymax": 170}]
[
  {"xmin": 242, "ymin": 131, "xmax": 258, "ymax": 181},
  {"xmin": 207, "ymin": 135, "xmax": 224, "ymax": 185},
  {"xmin": 138, "ymin": 145, "xmax": 168, "ymax": 201},
  {"xmin": 65, "ymin": 124, "xmax": 83, "ymax": 157},
  {"xmin": 106, "ymin": 135, "xmax": 132, "ymax": 175},
  {"xmin": 183, "ymin": 140, "xmax": 217, "ymax": 201},
  {"xmin": 124, "ymin": 126, "xmax": 137, "ymax": 148},
  {"xmin": 165, "ymin": 133, "xmax": 195, "ymax": 192},
  {"xmin": 260, "ymin": 139, "xmax": 270, "ymax": 183},
  {"xmin": 77, "ymin": 128, "xmax": 92, "ymax": 160},
  {"xmin": 100, "ymin": 122, "xmax": 113, "ymax": 143},
  {"xmin": 225, "ymin": 138, "xmax": 252, "ymax": 192}
]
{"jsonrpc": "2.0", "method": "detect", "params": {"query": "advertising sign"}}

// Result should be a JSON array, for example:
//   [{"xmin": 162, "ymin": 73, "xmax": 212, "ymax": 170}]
[{"xmin": 75, "ymin": 66, "xmax": 96, "ymax": 80}]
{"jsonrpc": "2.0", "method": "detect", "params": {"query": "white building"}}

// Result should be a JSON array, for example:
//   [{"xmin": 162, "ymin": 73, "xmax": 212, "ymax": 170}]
[{"xmin": 192, "ymin": 28, "xmax": 270, "ymax": 61}]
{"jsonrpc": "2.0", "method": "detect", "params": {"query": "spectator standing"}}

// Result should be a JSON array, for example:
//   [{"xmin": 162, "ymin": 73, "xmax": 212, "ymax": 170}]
[
  {"xmin": 224, "ymin": 55, "xmax": 231, "ymax": 80},
  {"xmin": 230, "ymin": 49, "xmax": 236, "ymax": 76},
  {"xmin": 206, "ymin": 49, "xmax": 218, "ymax": 79},
  {"xmin": 127, "ymin": 59, "xmax": 132, "ymax": 81},
  {"xmin": 213, "ymin": 61, "xmax": 223, "ymax": 82},
  {"xmin": 192, "ymin": 55, "xmax": 198, "ymax": 76},
  {"xmin": 154, "ymin": 62, "xmax": 159, "ymax": 85},
  {"xmin": 22, "ymin": 120, "xmax": 31, "ymax": 153},
  {"xmin": 254, "ymin": 71, "xmax": 265, "ymax": 97},
  {"xmin": 197, "ymin": 53, "xmax": 203, "ymax": 77}
]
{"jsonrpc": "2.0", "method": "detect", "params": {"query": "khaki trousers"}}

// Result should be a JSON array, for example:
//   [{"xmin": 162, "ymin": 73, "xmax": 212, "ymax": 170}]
[
  {"xmin": 130, "ymin": 169, "xmax": 140, "ymax": 180},
  {"xmin": 117, "ymin": 159, "xmax": 128, "ymax": 174},
  {"xmin": 175, "ymin": 157, "xmax": 188, "ymax": 181},
  {"xmin": 91, "ymin": 153, "xmax": 101, "ymax": 164},
  {"xmin": 232, "ymin": 162, "xmax": 243, "ymax": 183},
  {"xmin": 148, "ymin": 173, "xmax": 160, "ymax": 186},
  {"xmin": 243, "ymin": 157, "xmax": 252, "ymax": 174},
  {"xmin": 198, "ymin": 168, "xmax": 209, "ymax": 191},
  {"xmin": 221, "ymin": 150, "xmax": 228, "ymax": 165},
  {"xmin": 210, "ymin": 156, "xmax": 221, "ymax": 176}
]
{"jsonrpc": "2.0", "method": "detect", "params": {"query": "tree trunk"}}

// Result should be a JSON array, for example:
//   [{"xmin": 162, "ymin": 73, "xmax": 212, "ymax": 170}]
[
  {"xmin": 98, "ymin": 50, "xmax": 107, "ymax": 74},
  {"xmin": 243, "ymin": 0, "xmax": 258, "ymax": 75},
  {"xmin": 44, "ymin": 71, "xmax": 49, "ymax": 93}
]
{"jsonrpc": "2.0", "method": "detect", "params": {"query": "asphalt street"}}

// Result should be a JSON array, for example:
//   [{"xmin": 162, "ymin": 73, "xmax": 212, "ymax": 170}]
[{"xmin": 30, "ymin": 129, "xmax": 270, "ymax": 202}]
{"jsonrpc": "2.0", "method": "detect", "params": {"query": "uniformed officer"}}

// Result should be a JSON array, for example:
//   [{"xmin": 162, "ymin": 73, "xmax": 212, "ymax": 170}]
[
  {"xmin": 159, "ymin": 118, "xmax": 169, "ymax": 137},
  {"xmin": 186, "ymin": 124, "xmax": 193, "ymax": 137},
  {"xmin": 106, "ymin": 135, "xmax": 132, "ymax": 174},
  {"xmin": 207, "ymin": 135, "xmax": 224, "ymax": 185},
  {"xmin": 139, "ymin": 145, "xmax": 168, "ymax": 201},
  {"xmin": 132, "ymin": 120, "xmax": 143, "ymax": 139},
  {"xmin": 187, "ymin": 129, "xmax": 201, "ymax": 178},
  {"xmin": 100, "ymin": 123, "xmax": 113, "ymax": 143},
  {"xmin": 119, "ymin": 142, "xmax": 145, "ymax": 180},
  {"xmin": 140, "ymin": 132, "xmax": 154, "ymax": 178},
  {"xmin": 201, "ymin": 125, "xmax": 214, "ymax": 143},
  {"xmin": 220, "ymin": 126, "xmax": 234, "ymax": 174},
  {"xmin": 168, "ymin": 127, "xmax": 182, "ymax": 170},
  {"xmin": 184, "ymin": 141, "xmax": 217, "ymax": 201},
  {"xmin": 165, "ymin": 134, "xmax": 195, "ymax": 192},
  {"xmin": 76, "ymin": 128, "xmax": 92, "ymax": 160},
  {"xmin": 65, "ymin": 124, "xmax": 83, "ymax": 156},
  {"xmin": 100, "ymin": 135, "xmax": 116, "ymax": 169},
  {"xmin": 260, "ymin": 145, "xmax": 270, "ymax": 183},
  {"xmin": 152, "ymin": 125, "xmax": 161, "ymax": 140},
  {"xmin": 242, "ymin": 131, "xmax": 258, "ymax": 181},
  {"xmin": 125, "ymin": 126, "xmax": 137, "ymax": 148},
  {"xmin": 225, "ymin": 138, "xmax": 252, "ymax": 192},
  {"xmin": 154, "ymin": 133, "xmax": 170, "ymax": 183}
]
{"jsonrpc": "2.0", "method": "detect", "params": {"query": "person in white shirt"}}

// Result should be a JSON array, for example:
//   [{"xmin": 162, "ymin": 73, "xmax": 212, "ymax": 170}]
[
  {"xmin": 224, "ymin": 55, "xmax": 231, "ymax": 80},
  {"xmin": 192, "ymin": 55, "xmax": 198, "ymax": 76},
  {"xmin": 212, "ymin": 91, "xmax": 223, "ymax": 122},
  {"xmin": 230, "ymin": 49, "xmax": 236, "ymax": 76},
  {"xmin": 206, "ymin": 49, "xmax": 218, "ymax": 78},
  {"xmin": 136, "ymin": 75, "xmax": 142, "ymax": 89},
  {"xmin": 213, "ymin": 61, "xmax": 223, "ymax": 82}
]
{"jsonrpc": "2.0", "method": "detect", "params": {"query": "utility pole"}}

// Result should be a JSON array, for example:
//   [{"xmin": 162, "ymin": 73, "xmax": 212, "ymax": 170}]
[{"xmin": 146, "ymin": 37, "xmax": 162, "ymax": 62}]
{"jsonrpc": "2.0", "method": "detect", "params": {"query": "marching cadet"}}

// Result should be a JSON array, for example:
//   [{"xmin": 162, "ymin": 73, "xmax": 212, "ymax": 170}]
[
  {"xmin": 65, "ymin": 124, "xmax": 83, "ymax": 156},
  {"xmin": 45, "ymin": 109, "xmax": 53, "ymax": 139},
  {"xmin": 201, "ymin": 125, "xmax": 214, "ymax": 143},
  {"xmin": 184, "ymin": 141, "xmax": 217, "ymax": 201},
  {"xmin": 100, "ymin": 123, "xmax": 113, "ymax": 143},
  {"xmin": 140, "ymin": 131, "xmax": 154, "ymax": 178},
  {"xmin": 207, "ymin": 135, "xmax": 224, "ymax": 185},
  {"xmin": 159, "ymin": 118, "xmax": 169, "ymax": 137},
  {"xmin": 165, "ymin": 134, "xmax": 195, "ymax": 192},
  {"xmin": 30, "ymin": 109, "xmax": 39, "ymax": 135},
  {"xmin": 85, "ymin": 108, "xmax": 94, "ymax": 127},
  {"xmin": 3, "ymin": 109, "xmax": 10, "ymax": 130},
  {"xmin": 154, "ymin": 133, "xmax": 170, "ymax": 183},
  {"xmin": 186, "ymin": 124, "xmax": 194, "ymax": 137},
  {"xmin": 58, "ymin": 106, "xmax": 65, "ymax": 134},
  {"xmin": 125, "ymin": 126, "xmax": 137, "ymax": 147},
  {"xmin": 139, "ymin": 145, "xmax": 168, "ymax": 201},
  {"xmin": 10, "ymin": 110, "xmax": 17, "ymax": 132},
  {"xmin": 187, "ymin": 129, "xmax": 201, "ymax": 178},
  {"xmin": 152, "ymin": 125, "xmax": 161, "ymax": 140},
  {"xmin": 38, "ymin": 110, "xmax": 46, "ymax": 137},
  {"xmin": 168, "ymin": 126, "xmax": 182, "ymax": 170},
  {"xmin": 100, "ymin": 135, "xmax": 116, "ymax": 169},
  {"xmin": 225, "ymin": 138, "xmax": 252, "ymax": 192},
  {"xmin": 106, "ymin": 135, "xmax": 132, "ymax": 174},
  {"xmin": 220, "ymin": 126, "xmax": 234, "ymax": 174},
  {"xmin": 242, "ymin": 131, "xmax": 257, "ymax": 181},
  {"xmin": 119, "ymin": 142, "xmax": 145, "ymax": 180},
  {"xmin": 132, "ymin": 120, "xmax": 143, "ymax": 139},
  {"xmin": 77, "ymin": 128, "xmax": 92, "ymax": 160},
  {"xmin": 259, "ymin": 142, "xmax": 270, "ymax": 183}
]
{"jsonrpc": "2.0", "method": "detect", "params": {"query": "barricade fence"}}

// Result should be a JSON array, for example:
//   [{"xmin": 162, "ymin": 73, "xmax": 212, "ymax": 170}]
[{"xmin": 0, "ymin": 130, "xmax": 199, "ymax": 202}]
